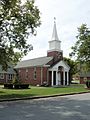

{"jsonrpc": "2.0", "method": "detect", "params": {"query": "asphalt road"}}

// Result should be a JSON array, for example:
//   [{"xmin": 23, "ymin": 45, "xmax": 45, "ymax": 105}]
[{"xmin": 0, "ymin": 93, "xmax": 90, "ymax": 120}]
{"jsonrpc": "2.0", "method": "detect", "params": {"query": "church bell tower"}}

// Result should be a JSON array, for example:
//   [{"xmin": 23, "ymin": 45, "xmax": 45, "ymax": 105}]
[{"xmin": 47, "ymin": 18, "xmax": 63, "ymax": 61}]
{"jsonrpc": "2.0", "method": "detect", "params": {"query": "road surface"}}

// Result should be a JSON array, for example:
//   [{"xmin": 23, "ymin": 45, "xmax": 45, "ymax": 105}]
[{"xmin": 0, "ymin": 93, "xmax": 90, "ymax": 120}]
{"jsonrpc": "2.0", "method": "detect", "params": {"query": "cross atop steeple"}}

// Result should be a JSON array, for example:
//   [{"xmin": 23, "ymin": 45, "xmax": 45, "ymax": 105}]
[
  {"xmin": 51, "ymin": 17, "xmax": 59, "ymax": 41},
  {"xmin": 54, "ymin": 17, "xmax": 56, "ymax": 23}
]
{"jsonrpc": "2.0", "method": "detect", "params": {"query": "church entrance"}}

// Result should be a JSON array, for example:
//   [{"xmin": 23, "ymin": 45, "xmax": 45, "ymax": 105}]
[
  {"xmin": 49, "ymin": 65, "xmax": 69, "ymax": 86},
  {"xmin": 65, "ymin": 72, "xmax": 67, "ymax": 85},
  {"xmin": 53, "ymin": 71, "xmax": 56, "ymax": 85},
  {"xmin": 58, "ymin": 66, "xmax": 64, "ymax": 85},
  {"xmin": 61, "ymin": 71, "xmax": 63, "ymax": 85}
]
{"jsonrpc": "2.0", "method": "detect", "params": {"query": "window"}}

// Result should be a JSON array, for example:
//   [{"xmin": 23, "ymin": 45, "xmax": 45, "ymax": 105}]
[
  {"xmin": 8, "ymin": 74, "xmax": 13, "ymax": 80},
  {"xmin": 25, "ymin": 69, "xmax": 28, "ymax": 79},
  {"xmin": 33, "ymin": 67, "xmax": 37, "ymax": 80},
  {"xmin": 0, "ymin": 73, "xmax": 4, "ymax": 79},
  {"xmin": 26, "ymin": 69, "xmax": 28, "ymax": 72}
]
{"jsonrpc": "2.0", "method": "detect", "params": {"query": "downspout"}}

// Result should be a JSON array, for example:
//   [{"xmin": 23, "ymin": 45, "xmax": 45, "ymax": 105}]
[
  {"xmin": 41, "ymin": 67, "xmax": 43, "ymax": 85},
  {"xmin": 5, "ymin": 73, "xmax": 7, "ymax": 83},
  {"xmin": 47, "ymin": 68, "xmax": 49, "ymax": 85}
]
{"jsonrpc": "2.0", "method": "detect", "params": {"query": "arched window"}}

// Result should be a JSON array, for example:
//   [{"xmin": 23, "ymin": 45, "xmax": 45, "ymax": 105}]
[
  {"xmin": 33, "ymin": 67, "xmax": 37, "ymax": 80},
  {"xmin": 58, "ymin": 66, "xmax": 63, "ymax": 72}
]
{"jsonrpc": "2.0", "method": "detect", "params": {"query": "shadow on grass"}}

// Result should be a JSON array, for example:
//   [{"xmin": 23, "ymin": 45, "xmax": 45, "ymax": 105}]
[
  {"xmin": 0, "ymin": 91, "xmax": 5, "ymax": 93},
  {"xmin": 0, "ymin": 93, "xmax": 36, "ymax": 100}
]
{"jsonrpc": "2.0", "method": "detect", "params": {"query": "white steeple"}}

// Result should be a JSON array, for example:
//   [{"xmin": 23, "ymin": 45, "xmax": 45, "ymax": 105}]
[
  {"xmin": 51, "ymin": 17, "xmax": 59, "ymax": 41},
  {"xmin": 49, "ymin": 18, "xmax": 61, "ymax": 51}
]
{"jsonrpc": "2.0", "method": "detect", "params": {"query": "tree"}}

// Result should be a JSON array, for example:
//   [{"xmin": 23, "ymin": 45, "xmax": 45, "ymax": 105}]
[
  {"xmin": 70, "ymin": 24, "xmax": 90, "ymax": 71},
  {"xmin": 0, "ymin": 0, "xmax": 41, "ymax": 70},
  {"xmin": 64, "ymin": 57, "xmax": 78, "ymax": 83}
]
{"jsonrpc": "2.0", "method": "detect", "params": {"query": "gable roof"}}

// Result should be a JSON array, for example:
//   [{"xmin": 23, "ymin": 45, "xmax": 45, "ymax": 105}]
[
  {"xmin": 15, "ymin": 56, "xmax": 53, "ymax": 69},
  {"xmin": 80, "ymin": 72, "xmax": 90, "ymax": 77},
  {"xmin": 0, "ymin": 65, "xmax": 15, "ymax": 74},
  {"xmin": 51, "ymin": 60, "xmax": 70, "ymax": 68},
  {"xmin": 49, "ymin": 60, "xmax": 70, "ymax": 71}
]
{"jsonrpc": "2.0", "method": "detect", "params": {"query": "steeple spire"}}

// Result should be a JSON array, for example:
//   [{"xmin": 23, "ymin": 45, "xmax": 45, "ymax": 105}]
[
  {"xmin": 51, "ymin": 17, "xmax": 59, "ymax": 41},
  {"xmin": 48, "ymin": 18, "xmax": 61, "ymax": 51},
  {"xmin": 47, "ymin": 18, "xmax": 63, "ymax": 59}
]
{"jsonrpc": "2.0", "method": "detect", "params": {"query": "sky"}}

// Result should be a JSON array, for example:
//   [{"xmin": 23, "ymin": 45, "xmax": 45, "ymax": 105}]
[{"xmin": 22, "ymin": 0, "xmax": 90, "ymax": 60}]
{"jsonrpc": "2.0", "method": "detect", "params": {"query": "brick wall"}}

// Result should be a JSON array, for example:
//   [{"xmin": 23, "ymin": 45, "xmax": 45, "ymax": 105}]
[
  {"xmin": 42, "ymin": 67, "xmax": 48, "ymax": 84},
  {"xmin": 47, "ymin": 51, "xmax": 63, "ymax": 62},
  {"xmin": 18, "ymin": 67, "xmax": 48, "ymax": 86},
  {"xmin": 80, "ymin": 77, "xmax": 90, "ymax": 84}
]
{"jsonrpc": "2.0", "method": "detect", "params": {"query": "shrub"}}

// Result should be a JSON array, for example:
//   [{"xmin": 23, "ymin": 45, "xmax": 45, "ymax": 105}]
[
  {"xmin": 4, "ymin": 84, "xmax": 13, "ymax": 89},
  {"xmin": 41, "ymin": 81, "xmax": 49, "ymax": 87},
  {"xmin": 4, "ymin": 83, "xmax": 29, "ymax": 89},
  {"xmin": 86, "ymin": 80, "xmax": 90, "ymax": 88},
  {"xmin": 13, "ymin": 84, "xmax": 29, "ymax": 89},
  {"xmin": 19, "ymin": 84, "xmax": 29, "ymax": 89}
]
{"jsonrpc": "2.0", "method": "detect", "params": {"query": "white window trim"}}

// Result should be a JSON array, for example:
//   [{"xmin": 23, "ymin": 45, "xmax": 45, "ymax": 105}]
[
  {"xmin": 33, "ymin": 67, "xmax": 37, "ymax": 80},
  {"xmin": 0, "ymin": 73, "xmax": 4, "ymax": 79},
  {"xmin": 8, "ymin": 74, "xmax": 13, "ymax": 80}
]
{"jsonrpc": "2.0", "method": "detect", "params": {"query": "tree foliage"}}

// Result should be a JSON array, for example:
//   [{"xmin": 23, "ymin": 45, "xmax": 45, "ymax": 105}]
[
  {"xmin": 0, "ymin": 0, "xmax": 41, "ymax": 69},
  {"xmin": 64, "ymin": 57, "xmax": 78, "ymax": 82},
  {"xmin": 70, "ymin": 24, "xmax": 90, "ymax": 71}
]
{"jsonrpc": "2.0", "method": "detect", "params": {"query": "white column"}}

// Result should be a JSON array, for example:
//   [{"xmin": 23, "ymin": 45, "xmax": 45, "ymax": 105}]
[
  {"xmin": 56, "ymin": 71, "xmax": 58, "ymax": 85},
  {"xmin": 57, "ymin": 72, "xmax": 61, "ymax": 85},
  {"xmin": 59, "ymin": 73, "xmax": 61, "ymax": 85},
  {"xmin": 67, "ymin": 72, "xmax": 69, "ymax": 85},
  {"xmin": 51, "ymin": 71, "xmax": 54, "ymax": 86},
  {"xmin": 63, "ymin": 70, "xmax": 65, "ymax": 85}
]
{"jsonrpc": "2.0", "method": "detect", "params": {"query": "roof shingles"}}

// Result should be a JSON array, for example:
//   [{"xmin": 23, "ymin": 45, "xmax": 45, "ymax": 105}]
[{"xmin": 15, "ymin": 56, "xmax": 53, "ymax": 68}]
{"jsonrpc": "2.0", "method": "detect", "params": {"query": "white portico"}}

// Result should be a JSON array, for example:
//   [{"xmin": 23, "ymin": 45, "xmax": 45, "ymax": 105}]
[{"xmin": 49, "ymin": 60, "xmax": 70, "ymax": 86}]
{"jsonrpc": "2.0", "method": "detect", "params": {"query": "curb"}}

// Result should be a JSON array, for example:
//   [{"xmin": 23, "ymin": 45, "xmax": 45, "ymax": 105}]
[{"xmin": 0, "ymin": 91, "xmax": 90, "ymax": 102}]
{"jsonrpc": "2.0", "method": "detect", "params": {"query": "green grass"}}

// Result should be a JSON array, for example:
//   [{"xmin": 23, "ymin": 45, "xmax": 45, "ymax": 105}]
[{"xmin": 0, "ymin": 84, "xmax": 90, "ymax": 100}]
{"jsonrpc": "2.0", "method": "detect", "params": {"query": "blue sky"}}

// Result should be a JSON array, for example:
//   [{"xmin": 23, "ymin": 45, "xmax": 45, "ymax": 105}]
[{"xmin": 22, "ymin": 0, "xmax": 90, "ymax": 60}]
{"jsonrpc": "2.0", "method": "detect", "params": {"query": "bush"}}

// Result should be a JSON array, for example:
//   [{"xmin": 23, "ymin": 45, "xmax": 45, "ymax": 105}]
[
  {"xmin": 19, "ymin": 84, "xmax": 29, "ymax": 89},
  {"xmin": 14, "ymin": 84, "xmax": 29, "ymax": 89},
  {"xmin": 4, "ymin": 84, "xmax": 13, "ymax": 89},
  {"xmin": 4, "ymin": 83, "xmax": 29, "ymax": 89},
  {"xmin": 86, "ymin": 80, "xmax": 90, "ymax": 88},
  {"xmin": 41, "ymin": 81, "xmax": 49, "ymax": 87}
]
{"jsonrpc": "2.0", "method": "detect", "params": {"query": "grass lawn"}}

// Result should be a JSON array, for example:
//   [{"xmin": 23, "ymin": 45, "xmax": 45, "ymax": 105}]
[{"xmin": 0, "ymin": 84, "xmax": 90, "ymax": 100}]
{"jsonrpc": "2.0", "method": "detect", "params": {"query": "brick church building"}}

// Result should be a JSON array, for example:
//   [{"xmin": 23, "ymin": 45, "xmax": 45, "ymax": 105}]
[{"xmin": 15, "ymin": 20, "xmax": 70, "ymax": 86}]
